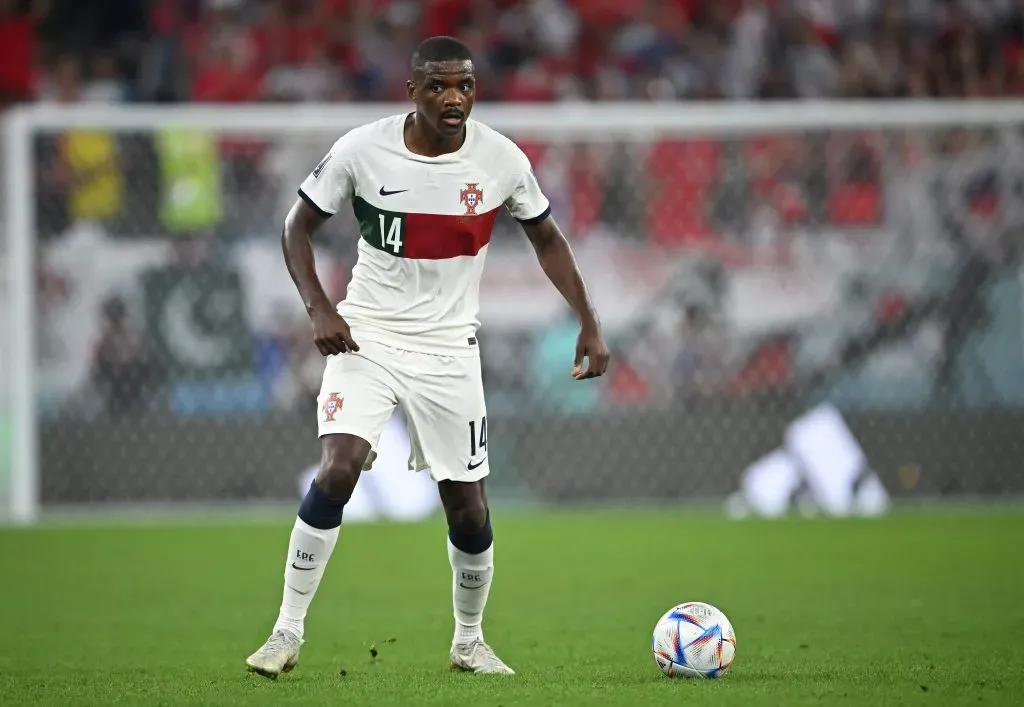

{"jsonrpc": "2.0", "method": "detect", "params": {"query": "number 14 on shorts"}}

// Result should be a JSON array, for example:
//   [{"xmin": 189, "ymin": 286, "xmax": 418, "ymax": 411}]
[{"xmin": 468, "ymin": 416, "xmax": 487, "ymax": 469}]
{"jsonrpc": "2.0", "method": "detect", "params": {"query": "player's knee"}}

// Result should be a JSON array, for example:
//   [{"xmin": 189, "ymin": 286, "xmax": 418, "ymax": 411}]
[
  {"xmin": 447, "ymin": 504, "xmax": 492, "ymax": 554},
  {"xmin": 316, "ymin": 442, "xmax": 365, "ymax": 502},
  {"xmin": 316, "ymin": 457, "xmax": 360, "ymax": 501},
  {"xmin": 298, "ymin": 447, "xmax": 359, "ymax": 530},
  {"xmin": 449, "ymin": 502, "xmax": 487, "ymax": 533}
]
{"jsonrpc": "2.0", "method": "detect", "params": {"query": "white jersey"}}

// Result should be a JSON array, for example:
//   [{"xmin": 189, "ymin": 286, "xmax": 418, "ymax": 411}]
[{"xmin": 299, "ymin": 113, "xmax": 551, "ymax": 355}]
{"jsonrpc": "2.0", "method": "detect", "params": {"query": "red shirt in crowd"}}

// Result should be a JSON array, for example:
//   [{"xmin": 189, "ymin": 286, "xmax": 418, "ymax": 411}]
[{"xmin": 0, "ymin": 11, "xmax": 34, "ymax": 99}]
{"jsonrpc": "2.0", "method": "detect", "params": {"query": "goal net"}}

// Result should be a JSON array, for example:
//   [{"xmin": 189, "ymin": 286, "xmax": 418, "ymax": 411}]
[{"xmin": 4, "ymin": 101, "xmax": 1024, "ymax": 523}]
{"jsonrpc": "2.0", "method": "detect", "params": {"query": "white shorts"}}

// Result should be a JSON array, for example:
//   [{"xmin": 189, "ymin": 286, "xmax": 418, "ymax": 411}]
[{"xmin": 316, "ymin": 339, "xmax": 490, "ymax": 483}]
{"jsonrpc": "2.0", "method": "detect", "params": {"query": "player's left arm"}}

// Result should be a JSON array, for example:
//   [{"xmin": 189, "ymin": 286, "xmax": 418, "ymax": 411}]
[{"xmin": 521, "ymin": 215, "xmax": 610, "ymax": 380}]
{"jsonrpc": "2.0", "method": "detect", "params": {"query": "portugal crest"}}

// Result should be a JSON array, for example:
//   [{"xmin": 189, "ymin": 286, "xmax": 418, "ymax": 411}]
[
  {"xmin": 322, "ymin": 392, "xmax": 343, "ymax": 422},
  {"xmin": 460, "ymin": 183, "xmax": 483, "ymax": 215}
]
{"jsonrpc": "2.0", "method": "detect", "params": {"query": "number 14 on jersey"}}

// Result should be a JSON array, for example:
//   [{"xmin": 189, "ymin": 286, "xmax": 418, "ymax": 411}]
[{"xmin": 379, "ymin": 214, "xmax": 404, "ymax": 254}]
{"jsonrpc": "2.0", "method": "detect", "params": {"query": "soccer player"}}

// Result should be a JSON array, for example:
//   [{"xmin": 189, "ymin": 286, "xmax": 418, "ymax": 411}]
[{"xmin": 245, "ymin": 35, "xmax": 609, "ymax": 678}]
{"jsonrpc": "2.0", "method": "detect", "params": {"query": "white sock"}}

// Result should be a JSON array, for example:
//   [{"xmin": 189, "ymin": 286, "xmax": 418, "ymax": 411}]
[
  {"xmin": 448, "ymin": 538, "xmax": 494, "ymax": 645},
  {"xmin": 272, "ymin": 517, "xmax": 340, "ymax": 641}
]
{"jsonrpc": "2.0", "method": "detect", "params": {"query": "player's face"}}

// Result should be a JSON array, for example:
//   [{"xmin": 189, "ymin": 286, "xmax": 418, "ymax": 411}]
[{"xmin": 408, "ymin": 60, "xmax": 476, "ymax": 140}]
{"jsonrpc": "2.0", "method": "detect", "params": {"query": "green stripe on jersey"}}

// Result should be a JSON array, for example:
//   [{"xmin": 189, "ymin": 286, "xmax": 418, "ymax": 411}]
[{"xmin": 353, "ymin": 197, "xmax": 407, "ymax": 257}]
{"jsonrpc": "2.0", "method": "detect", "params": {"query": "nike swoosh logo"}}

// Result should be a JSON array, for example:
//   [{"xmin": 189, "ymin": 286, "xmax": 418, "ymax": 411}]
[
  {"xmin": 467, "ymin": 457, "xmax": 487, "ymax": 471},
  {"xmin": 291, "ymin": 563, "xmax": 315, "ymax": 571},
  {"xmin": 459, "ymin": 582, "xmax": 485, "ymax": 590},
  {"xmin": 379, "ymin": 187, "xmax": 409, "ymax": 196}
]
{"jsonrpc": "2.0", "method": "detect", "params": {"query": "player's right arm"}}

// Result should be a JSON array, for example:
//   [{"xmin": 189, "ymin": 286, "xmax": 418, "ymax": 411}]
[{"xmin": 283, "ymin": 139, "xmax": 360, "ymax": 355}]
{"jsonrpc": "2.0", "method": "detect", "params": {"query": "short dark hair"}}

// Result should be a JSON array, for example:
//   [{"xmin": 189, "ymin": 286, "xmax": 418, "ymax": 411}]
[{"xmin": 411, "ymin": 36, "xmax": 473, "ymax": 78}]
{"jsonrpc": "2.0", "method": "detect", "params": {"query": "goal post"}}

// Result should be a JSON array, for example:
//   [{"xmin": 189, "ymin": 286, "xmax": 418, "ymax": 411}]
[
  {"xmin": 5, "ymin": 100, "xmax": 1024, "ymax": 524},
  {"xmin": 4, "ymin": 107, "xmax": 36, "ymax": 525}
]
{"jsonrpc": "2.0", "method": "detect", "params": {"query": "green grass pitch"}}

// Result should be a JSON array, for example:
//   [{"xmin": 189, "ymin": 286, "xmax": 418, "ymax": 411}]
[{"xmin": 1, "ymin": 506, "xmax": 1022, "ymax": 706}]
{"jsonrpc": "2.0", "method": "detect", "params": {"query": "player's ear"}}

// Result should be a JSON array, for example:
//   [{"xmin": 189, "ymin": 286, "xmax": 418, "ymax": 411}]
[{"xmin": 406, "ymin": 80, "xmax": 416, "ymax": 102}]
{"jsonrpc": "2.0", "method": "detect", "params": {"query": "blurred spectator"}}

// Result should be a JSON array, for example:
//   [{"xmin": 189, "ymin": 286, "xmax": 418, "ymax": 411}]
[
  {"xmin": 0, "ymin": 0, "xmax": 39, "ymax": 105},
  {"xmin": 36, "ymin": 53, "xmax": 125, "ymax": 230},
  {"xmin": 190, "ymin": 19, "xmax": 263, "ymax": 103},
  {"xmin": 787, "ymin": 16, "xmax": 839, "ymax": 99},
  {"xmin": 88, "ymin": 295, "xmax": 153, "ymax": 415},
  {"xmin": 82, "ymin": 50, "xmax": 130, "ymax": 103},
  {"xmin": 154, "ymin": 128, "xmax": 224, "ymax": 234},
  {"xmin": 672, "ymin": 303, "xmax": 727, "ymax": 398}
]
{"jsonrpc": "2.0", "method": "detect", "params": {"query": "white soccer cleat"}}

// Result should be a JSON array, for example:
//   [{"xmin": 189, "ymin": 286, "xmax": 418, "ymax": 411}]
[
  {"xmin": 245, "ymin": 630, "xmax": 303, "ymax": 679},
  {"xmin": 449, "ymin": 639, "xmax": 515, "ymax": 675}
]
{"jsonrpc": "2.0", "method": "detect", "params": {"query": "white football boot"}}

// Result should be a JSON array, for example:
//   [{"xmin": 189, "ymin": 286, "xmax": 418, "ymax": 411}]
[
  {"xmin": 245, "ymin": 630, "xmax": 303, "ymax": 679},
  {"xmin": 449, "ymin": 639, "xmax": 515, "ymax": 675}
]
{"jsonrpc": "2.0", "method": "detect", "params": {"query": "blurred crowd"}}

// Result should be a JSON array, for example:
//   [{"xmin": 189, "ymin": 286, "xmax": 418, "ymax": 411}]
[
  {"xmin": 7, "ymin": 0, "xmax": 1024, "ymax": 420},
  {"xmin": 3, "ymin": 0, "xmax": 1024, "ymax": 106}
]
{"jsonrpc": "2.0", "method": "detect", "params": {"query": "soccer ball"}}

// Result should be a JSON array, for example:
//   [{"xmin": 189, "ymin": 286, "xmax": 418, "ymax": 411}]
[{"xmin": 651, "ymin": 601, "xmax": 737, "ymax": 678}]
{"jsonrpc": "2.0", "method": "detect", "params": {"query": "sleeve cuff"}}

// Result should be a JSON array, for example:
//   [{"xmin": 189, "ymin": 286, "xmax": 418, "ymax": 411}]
[
  {"xmin": 298, "ymin": 188, "xmax": 334, "ymax": 218},
  {"xmin": 516, "ymin": 206, "xmax": 551, "ymax": 226}
]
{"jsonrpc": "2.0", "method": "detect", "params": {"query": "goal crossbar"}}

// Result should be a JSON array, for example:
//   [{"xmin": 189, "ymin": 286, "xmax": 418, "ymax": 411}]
[{"xmin": 8, "ymin": 100, "xmax": 1024, "ymax": 136}]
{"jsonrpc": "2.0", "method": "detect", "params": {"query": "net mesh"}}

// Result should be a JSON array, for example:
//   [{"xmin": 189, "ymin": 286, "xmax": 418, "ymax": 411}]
[{"xmin": 26, "ymin": 120, "xmax": 1024, "ymax": 509}]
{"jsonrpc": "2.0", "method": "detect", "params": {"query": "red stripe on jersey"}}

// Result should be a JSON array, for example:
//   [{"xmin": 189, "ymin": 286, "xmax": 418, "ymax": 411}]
[{"xmin": 403, "ymin": 207, "xmax": 500, "ymax": 259}]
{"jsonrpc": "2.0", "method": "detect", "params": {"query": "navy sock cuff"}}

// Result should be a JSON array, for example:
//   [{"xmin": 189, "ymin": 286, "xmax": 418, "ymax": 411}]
[
  {"xmin": 448, "ymin": 509, "xmax": 493, "ymax": 555},
  {"xmin": 298, "ymin": 481, "xmax": 347, "ymax": 530}
]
